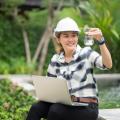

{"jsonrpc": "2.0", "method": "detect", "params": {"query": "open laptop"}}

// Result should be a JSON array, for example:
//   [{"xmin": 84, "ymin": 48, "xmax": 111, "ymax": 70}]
[{"xmin": 32, "ymin": 75, "xmax": 88, "ymax": 106}]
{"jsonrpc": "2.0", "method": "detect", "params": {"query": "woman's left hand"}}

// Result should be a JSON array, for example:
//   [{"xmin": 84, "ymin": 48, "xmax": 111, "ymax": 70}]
[{"xmin": 86, "ymin": 28, "xmax": 103, "ymax": 41}]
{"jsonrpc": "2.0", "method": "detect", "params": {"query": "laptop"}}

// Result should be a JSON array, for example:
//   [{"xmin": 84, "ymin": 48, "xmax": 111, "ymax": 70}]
[{"xmin": 32, "ymin": 75, "xmax": 88, "ymax": 106}]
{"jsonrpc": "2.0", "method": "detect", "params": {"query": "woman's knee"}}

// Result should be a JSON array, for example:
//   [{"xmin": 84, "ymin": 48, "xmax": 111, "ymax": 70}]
[
  {"xmin": 26, "ymin": 102, "xmax": 52, "ymax": 120},
  {"xmin": 48, "ymin": 103, "xmax": 66, "ymax": 120},
  {"xmin": 30, "ymin": 101, "xmax": 51, "ymax": 114},
  {"xmin": 48, "ymin": 103, "xmax": 66, "ymax": 116}
]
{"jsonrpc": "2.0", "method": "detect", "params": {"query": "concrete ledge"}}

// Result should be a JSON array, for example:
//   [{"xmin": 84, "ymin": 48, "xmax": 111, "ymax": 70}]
[
  {"xmin": 41, "ymin": 116, "xmax": 107, "ymax": 120},
  {"xmin": 99, "ymin": 108, "xmax": 120, "ymax": 120},
  {"xmin": 98, "ymin": 116, "xmax": 106, "ymax": 120},
  {"xmin": 95, "ymin": 74, "xmax": 120, "ymax": 88}
]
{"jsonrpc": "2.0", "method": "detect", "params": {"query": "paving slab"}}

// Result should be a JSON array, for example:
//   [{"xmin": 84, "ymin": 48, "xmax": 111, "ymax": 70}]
[{"xmin": 99, "ymin": 108, "xmax": 120, "ymax": 120}]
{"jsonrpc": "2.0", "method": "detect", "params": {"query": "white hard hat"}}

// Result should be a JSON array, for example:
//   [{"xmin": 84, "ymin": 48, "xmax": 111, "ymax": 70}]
[{"xmin": 54, "ymin": 17, "xmax": 80, "ymax": 34}]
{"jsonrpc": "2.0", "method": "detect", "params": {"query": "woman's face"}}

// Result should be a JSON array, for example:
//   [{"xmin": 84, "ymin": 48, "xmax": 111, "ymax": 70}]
[{"xmin": 57, "ymin": 31, "xmax": 78, "ymax": 53}]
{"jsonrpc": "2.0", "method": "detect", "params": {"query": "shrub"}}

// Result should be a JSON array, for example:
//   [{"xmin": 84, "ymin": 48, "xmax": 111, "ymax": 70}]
[
  {"xmin": 0, "ymin": 60, "xmax": 10, "ymax": 74},
  {"xmin": 0, "ymin": 79, "xmax": 35, "ymax": 120},
  {"xmin": 0, "ymin": 57, "xmax": 36, "ymax": 74},
  {"xmin": 10, "ymin": 57, "xmax": 36, "ymax": 74}
]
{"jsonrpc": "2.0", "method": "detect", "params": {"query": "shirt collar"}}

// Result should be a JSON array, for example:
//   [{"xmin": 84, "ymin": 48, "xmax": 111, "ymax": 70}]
[{"xmin": 58, "ymin": 45, "xmax": 81, "ymax": 63}]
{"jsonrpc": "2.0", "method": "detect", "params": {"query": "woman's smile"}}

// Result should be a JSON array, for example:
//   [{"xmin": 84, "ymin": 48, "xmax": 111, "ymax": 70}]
[{"xmin": 58, "ymin": 31, "xmax": 78, "ymax": 53}]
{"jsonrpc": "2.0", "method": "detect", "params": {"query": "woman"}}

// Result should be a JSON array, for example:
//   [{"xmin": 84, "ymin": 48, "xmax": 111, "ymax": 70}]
[{"xmin": 26, "ymin": 17, "xmax": 112, "ymax": 120}]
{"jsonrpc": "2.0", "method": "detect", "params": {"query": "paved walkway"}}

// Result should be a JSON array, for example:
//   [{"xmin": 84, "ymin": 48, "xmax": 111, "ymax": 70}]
[{"xmin": 0, "ymin": 74, "xmax": 120, "ymax": 120}]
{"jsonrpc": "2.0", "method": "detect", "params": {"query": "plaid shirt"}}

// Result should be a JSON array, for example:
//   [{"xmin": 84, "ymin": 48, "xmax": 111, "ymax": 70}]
[{"xmin": 47, "ymin": 45, "xmax": 106, "ymax": 99}]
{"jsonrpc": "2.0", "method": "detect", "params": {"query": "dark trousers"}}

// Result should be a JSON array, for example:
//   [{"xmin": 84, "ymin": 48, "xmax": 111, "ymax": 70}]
[{"xmin": 26, "ymin": 101, "xmax": 98, "ymax": 120}]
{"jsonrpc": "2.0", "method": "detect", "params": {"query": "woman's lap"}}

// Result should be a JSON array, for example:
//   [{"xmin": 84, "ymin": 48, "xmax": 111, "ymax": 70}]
[
  {"xmin": 26, "ymin": 101, "xmax": 98, "ymax": 120},
  {"xmin": 48, "ymin": 103, "xmax": 98, "ymax": 120}
]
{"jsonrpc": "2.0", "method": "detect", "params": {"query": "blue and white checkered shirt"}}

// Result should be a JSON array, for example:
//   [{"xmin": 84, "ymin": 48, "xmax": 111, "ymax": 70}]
[{"xmin": 47, "ymin": 45, "xmax": 106, "ymax": 99}]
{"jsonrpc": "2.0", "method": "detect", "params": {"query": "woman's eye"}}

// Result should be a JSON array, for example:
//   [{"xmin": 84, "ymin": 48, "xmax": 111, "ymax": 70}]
[
  {"xmin": 64, "ymin": 35, "xmax": 68, "ymax": 38},
  {"xmin": 72, "ymin": 34, "xmax": 76, "ymax": 37}
]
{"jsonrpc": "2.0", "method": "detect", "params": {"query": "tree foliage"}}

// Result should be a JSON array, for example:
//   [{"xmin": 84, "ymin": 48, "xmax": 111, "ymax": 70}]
[
  {"xmin": 79, "ymin": 0, "xmax": 120, "ymax": 73},
  {"xmin": 0, "ymin": 0, "xmax": 120, "ymax": 73}
]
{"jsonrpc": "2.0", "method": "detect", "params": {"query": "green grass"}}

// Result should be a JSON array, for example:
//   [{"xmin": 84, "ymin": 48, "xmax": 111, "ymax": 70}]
[{"xmin": 99, "ymin": 86, "xmax": 120, "ymax": 109}]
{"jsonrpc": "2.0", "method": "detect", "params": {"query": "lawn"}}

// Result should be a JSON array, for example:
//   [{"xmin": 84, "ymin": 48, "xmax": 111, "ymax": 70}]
[{"xmin": 99, "ymin": 86, "xmax": 120, "ymax": 109}]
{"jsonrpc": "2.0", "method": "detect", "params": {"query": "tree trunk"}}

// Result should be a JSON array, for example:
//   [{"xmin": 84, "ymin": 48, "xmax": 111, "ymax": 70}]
[
  {"xmin": 32, "ymin": 27, "xmax": 49, "ymax": 63},
  {"xmin": 32, "ymin": 0, "xmax": 64, "ymax": 74},
  {"xmin": 37, "ymin": 0, "xmax": 65, "ymax": 75},
  {"xmin": 33, "ymin": 0, "xmax": 53, "ymax": 74},
  {"xmin": 38, "ymin": 32, "xmax": 51, "ymax": 74},
  {"xmin": 22, "ymin": 28, "xmax": 31, "ymax": 64}
]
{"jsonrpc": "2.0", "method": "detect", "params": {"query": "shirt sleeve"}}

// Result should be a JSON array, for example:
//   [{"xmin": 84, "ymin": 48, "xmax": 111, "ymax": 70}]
[
  {"xmin": 88, "ymin": 48, "xmax": 107, "ymax": 70},
  {"xmin": 47, "ymin": 63, "xmax": 57, "ymax": 77},
  {"xmin": 46, "ymin": 55, "xmax": 57, "ymax": 77}
]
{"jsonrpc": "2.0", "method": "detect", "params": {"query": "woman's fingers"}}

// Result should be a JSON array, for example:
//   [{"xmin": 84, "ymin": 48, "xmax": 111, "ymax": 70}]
[
  {"xmin": 88, "ymin": 28, "xmax": 102, "ymax": 35},
  {"xmin": 85, "ymin": 28, "xmax": 103, "ymax": 40}
]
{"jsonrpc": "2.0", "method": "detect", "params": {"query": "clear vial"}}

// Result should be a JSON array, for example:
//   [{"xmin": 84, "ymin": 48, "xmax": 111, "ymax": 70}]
[{"xmin": 83, "ymin": 26, "xmax": 94, "ymax": 46}]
